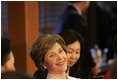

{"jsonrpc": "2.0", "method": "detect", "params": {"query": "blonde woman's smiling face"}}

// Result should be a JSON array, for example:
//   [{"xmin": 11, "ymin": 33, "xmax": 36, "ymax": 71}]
[{"xmin": 44, "ymin": 42, "xmax": 67, "ymax": 73}]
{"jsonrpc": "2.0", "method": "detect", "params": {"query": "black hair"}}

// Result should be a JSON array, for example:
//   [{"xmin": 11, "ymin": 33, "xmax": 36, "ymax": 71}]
[
  {"xmin": 1, "ymin": 38, "xmax": 11, "ymax": 66},
  {"xmin": 59, "ymin": 29, "xmax": 85, "ymax": 46}
]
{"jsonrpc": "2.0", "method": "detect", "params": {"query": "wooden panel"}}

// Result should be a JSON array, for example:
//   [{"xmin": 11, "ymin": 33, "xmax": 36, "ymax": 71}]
[
  {"xmin": 25, "ymin": 1, "xmax": 39, "ymax": 75},
  {"xmin": 8, "ymin": 1, "xmax": 39, "ymax": 76}
]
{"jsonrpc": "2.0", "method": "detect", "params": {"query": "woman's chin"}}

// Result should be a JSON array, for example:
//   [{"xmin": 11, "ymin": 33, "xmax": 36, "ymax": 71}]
[
  {"xmin": 67, "ymin": 64, "xmax": 73, "ymax": 67},
  {"xmin": 58, "ymin": 65, "xmax": 67, "ymax": 73}
]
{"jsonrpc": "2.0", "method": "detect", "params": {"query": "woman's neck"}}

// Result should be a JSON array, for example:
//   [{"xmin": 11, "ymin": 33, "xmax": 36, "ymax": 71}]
[
  {"xmin": 48, "ymin": 72, "xmax": 67, "ymax": 79},
  {"xmin": 66, "ymin": 67, "xmax": 70, "ymax": 75}
]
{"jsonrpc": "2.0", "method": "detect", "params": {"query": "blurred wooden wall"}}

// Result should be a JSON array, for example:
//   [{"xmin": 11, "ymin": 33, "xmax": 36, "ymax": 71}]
[{"xmin": 8, "ymin": 1, "xmax": 39, "ymax": 76}]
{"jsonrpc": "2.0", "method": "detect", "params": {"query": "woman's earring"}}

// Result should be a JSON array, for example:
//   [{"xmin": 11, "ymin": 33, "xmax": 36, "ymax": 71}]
[
  {"xmin": 44, "ymin": 66, "xmax": 47, "ymax": 69},
  {"xmin": 43, "ymin": 65, "xmax": 47, "ymax": 69}
]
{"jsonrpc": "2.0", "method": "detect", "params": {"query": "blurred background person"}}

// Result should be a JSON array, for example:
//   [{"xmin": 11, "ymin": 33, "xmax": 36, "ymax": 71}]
[
  {"xmin": 96, "ymin": 1, "xmax": 117, "ymax": 50},
  {"xmin": 1, "ymin": 38, "xmax": 15, "ymax": 73},
  {"xmin": 56, "ymin": 1, "xmax": 90, "ymax": 42}
]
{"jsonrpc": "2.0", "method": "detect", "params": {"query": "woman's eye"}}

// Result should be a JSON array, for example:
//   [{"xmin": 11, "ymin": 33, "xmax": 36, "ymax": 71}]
[
  {"xmin": 59, "ymin": 49, "xmax": 63, "ymax": 53},
  {"xmin": 67, "ymin": 51, "xmax": 73, "ymax": 54},
  {"xmin": 49, "ymin": 54, "xmax": 54, "ymax": 57},
  {"xmin": 76, "ymin": 52, "xmax": 80, "ymax": 54}
]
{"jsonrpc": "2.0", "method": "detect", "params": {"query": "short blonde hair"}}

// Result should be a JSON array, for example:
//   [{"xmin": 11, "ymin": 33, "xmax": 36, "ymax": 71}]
[{"xmin": 30, "ymin": 34, "xmax": 66, "ymax": 71}]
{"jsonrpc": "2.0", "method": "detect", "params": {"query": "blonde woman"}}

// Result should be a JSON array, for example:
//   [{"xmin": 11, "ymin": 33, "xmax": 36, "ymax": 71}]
[{"xmin": 30, "ymin": 34, "xmax": 76, "ymax": 79}]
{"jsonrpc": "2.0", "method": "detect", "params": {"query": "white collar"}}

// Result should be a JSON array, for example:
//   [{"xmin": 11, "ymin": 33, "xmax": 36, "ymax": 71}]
[{"xmin": 47, "ymin": 72, "xmax": 75, "ymax": 79}]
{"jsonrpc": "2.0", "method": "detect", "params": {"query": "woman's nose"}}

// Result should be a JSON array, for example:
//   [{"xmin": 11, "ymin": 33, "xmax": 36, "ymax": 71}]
[
  {"xmin": 57, "ymin": 54, "xmax": 63, "ymax": 60},
  {"xmin": 70, "ymin": 53, "xmax": 76, "ymax": 60}
]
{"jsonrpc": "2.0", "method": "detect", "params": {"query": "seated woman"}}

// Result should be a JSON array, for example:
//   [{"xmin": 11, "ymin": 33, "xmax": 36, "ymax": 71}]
[
  {"xmin": 30, "ymin": 34, "xmax": 76, "ymax": 79},
  {"xmin": 59, "ymin": 29, "xmax": 99, "ymax": 78}
]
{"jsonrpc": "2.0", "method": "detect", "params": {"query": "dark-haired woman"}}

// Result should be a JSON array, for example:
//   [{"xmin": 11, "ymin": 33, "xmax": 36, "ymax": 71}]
[{"xmin": 59, "ymin": 29, "xmax": 99, "ymax": 79}]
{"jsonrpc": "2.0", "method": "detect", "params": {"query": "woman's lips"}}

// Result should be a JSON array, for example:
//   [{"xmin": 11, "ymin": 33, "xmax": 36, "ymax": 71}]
[
  {"xmin": 68, "ymin": 61, "xmax": 75, "ymax": 65},
  {"xmin": 56, "ymin": 60, "xmax": 65, "ymax": 66}
]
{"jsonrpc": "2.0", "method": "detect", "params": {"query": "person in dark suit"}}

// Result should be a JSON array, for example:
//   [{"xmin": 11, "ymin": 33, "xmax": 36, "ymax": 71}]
[
  {"xmin": 56, "ymin": 1, "xmax": 99, "ymax": 78},
  {"xmin": 56, "ymin": 1, "xmax": 90, "ymax": 41}
]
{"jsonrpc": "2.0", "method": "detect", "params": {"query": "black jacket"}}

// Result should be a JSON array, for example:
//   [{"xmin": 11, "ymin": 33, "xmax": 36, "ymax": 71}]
[{"xmin": 57, "ymin": 5, "xmax": 88, "ymax": 41}]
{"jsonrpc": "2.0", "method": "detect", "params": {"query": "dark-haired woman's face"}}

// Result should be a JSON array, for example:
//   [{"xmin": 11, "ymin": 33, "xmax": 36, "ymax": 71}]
[{"xmin": 67, "ymin": 41, "xmax": 81, "ymax": 67}]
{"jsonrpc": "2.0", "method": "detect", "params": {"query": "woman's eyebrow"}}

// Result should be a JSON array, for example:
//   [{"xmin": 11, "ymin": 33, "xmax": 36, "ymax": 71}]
[
  {"xmin": 47, "ymin": 47, "xmax": 63, "ymax": 55},
  {"xmin": 67, "ymin": 47, "xmax": 74, "ymax": 51},
  {"xmin": 47, "ymin": 52, "xmax": 55, "ymax": 55},
  {"xmin": 77, "ymin": 48, "xmax": 81, "ymax": 50},
  {"xmin": 67, "ymin": 47, "xmax": 81, "ymax": 51},
  {"xmin": 58, "ymin": 48, "xmax": 62, "ymax": 51}
]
